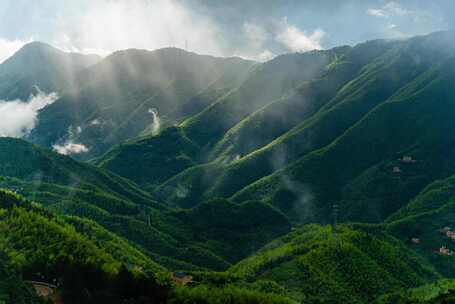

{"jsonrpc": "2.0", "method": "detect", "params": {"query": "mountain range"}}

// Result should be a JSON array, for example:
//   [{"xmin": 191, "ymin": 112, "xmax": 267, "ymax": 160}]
[{"xmin": 1, "ymin": 31, "xmax": 455, "ymax": 303}]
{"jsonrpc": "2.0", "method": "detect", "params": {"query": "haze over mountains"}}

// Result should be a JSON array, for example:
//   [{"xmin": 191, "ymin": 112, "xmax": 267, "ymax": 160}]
[
  {"xmin": 1, "ymin": 31, "xmax": 455, "ymax": 303},
  {"xmin": 0, "ymin": 42, "xmax": 100, "ymax": 100}
]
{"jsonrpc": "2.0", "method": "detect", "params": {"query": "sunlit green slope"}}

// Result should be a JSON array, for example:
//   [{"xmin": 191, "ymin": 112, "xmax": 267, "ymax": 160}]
[{"xmin": 228, "ymin": 224, "xmax": 440, "ymax": 303}]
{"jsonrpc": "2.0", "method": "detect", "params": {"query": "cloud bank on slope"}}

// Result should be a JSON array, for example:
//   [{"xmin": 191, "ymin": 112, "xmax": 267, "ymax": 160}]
[
  {"xmin": 0, "ymin": 90, "xmax": 58, "ymax": 137},
  {"xmin": 52, "ymin": 125, "xmax": 89, "ymax": 156},
  {"xmin": 53, "ymin": 142, "xmax": 88, "ymax": 155}
]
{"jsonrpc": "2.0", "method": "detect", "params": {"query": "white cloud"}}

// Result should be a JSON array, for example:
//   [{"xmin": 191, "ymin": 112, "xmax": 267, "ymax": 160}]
[
  {"xmin": 276, "ymin": 20, "xmax": 325, "ymax": 52},
  {"xmin": 366, "ymin": 2, "xmax": 431, "ymax": 38},
  {"xmin": 55, "ymin": 0, "xmax": 223, "ymax": 57},
  {"xmin": 89, "ymin": 119, "xmax": 101, "ymax": 126},
  {"xmin": 385, "ymin": 24, "xmax": 409, "ymax": 39},
  {"xmin": 367, "ymin": 2, "xmax": 412, "ymax": 18},
  {"xmin": 0, "ymin": 37, "xmax": 34, "ymax": 63},
  {"xmin": 367, "ymin": 9, "xmax": 387, "ymax": 17},
  {"xmin": 257, "ymin": 50, "xmax": 275, "ymax": 61},
  {"xmin": 384, "ymin": 2, "xmax": 410, "ymax": 16},
  {"xmin": 52, "ymin": 125, "xmax": 89, "ymax": 155},
  {"xmin": 0, "ymin": 90, "xmax": 58, "ymax": 137},
  {"xmin": 234, "ymin": 49, "xmax": 276, "ymax": 62},
  {"xmin": 237, "ymin": 19, "xmax": 324, "ymax": 61},
  {"xmin": 148, "ymin": 108, "xmax": 161, "ymax": 136},
  {"xmin": 52, "ymin": 142, "xmax": 88, "ymax": 155},
  {"xmin": 388, "ymin": 23, "xmax": 398, "ymax": 30},
  {"xmin": 243, "ymin": 22, "xmax": 269, "ymax": 49},
  {"xmin": 233, "ymin": 22, "xmax": 273, "ymax": 61}
]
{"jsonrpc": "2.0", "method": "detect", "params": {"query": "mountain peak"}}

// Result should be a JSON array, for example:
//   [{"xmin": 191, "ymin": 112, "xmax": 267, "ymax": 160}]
[
  {"xmin": 20, "ymin": 40, "xmax": 55, "ymax": 50},
  {"xmin": 0, "ymin": 41, "xmax": 101, "ymax": 100},
  {"xmin": 12, "ymin": 41, "xmax": 62, "ymax": 59}
]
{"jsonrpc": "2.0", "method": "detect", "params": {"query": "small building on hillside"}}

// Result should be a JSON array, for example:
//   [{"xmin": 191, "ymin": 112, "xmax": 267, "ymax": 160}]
[
  {"xmin": 439, "ymin": 227, "xmax": 455, "ymax": 240},
  {"xmin": 439, "ymin": 246, "xmax": 455, "ymax": 256},
  {"xmin": 27, "ymin": 281, "xmax": 60, "ymax": 303},
  {"xmin": 441, "ymin": 227, "xmax": 451, "ymax": 233},
  {"xmin": 440, "ymin": 246, "xmax": 450, "ymax": 255},
  {"xmin": 172, "ymin": 272, "xmax": 193, "ymax": 287}
]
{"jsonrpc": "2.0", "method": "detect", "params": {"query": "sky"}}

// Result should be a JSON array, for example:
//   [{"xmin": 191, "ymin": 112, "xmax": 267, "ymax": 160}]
[{"xmin": 0, "ymin": 0, "xmax": 453, "ymax": 63}]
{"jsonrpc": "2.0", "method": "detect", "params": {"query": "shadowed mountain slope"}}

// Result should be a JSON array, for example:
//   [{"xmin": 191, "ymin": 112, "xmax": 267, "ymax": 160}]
[{"xmin": 29, "ymin": 48, "xmax": 255, "ymax": 159}]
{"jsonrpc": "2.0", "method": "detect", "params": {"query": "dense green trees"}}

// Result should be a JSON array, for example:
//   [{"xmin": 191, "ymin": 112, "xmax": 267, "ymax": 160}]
[
  {"xmin": 377, "ymin": 279, "xmax": 455, "ymax": 303},
  {"xmin": 0, "ymin": 139, "xmax": 290, "ymax": 271},
  {"xmin": 169, "ymin": 285, "xmax": 295, "ymax": 304},
  {"xmin": 228, "ymin": 225, "xmax": 440, "ymax": 303},
  {"xmin": 0, "ymin": 190, "xmax": 170, "ymax": 303},
  {"xmin": 0, "ymin": 249, "xmax": 44, "ymax": 304}
]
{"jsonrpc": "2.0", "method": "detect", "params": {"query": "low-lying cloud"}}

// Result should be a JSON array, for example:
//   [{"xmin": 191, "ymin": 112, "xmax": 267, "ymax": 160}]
[
  {"xmin": 148, "ymin": 108, "xmax": 161, "ymax": 136},
  {"xmin": 52, "ymin": 125, "xmax": 89, "ymax": 155},
  {"xmin": 52, "ymin": 142, "xmax": 89, "ymax": 155},
  {"xmin": 0, "ymin": 90, "xmax": 58, "ymax": 137}
]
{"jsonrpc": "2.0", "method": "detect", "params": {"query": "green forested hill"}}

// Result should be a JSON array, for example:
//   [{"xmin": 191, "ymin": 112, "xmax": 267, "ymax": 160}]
[
  {"xmin": 228, "ymin": 224, "xmax": 440, "ymax": 303},
  {"xmin": 0, "ymin": 190, "xmax": 169, "ymax": 303},
  {"xmin": 0, "ymin": 137, "xmax": 161, "ymax": 208},
  {"xmin": 180, "ymin": 47, "xmax": 349, "ymax": 146},
  {"xmin": 1, "ymin": 188, "xmax": 446, "ymax": 303},
  {"xmin": 377, "ymin": 279, "xmax": 455, "ymax": 303},
  {"xmin": 203, "ymin": 32, "xmax": 451, "ymax": 217},
  {"xmin": 0, "ymin": 189, "xmax": 294, "ymax": 303},
  {"xmin": 384, "ymin": 173, "xmax": 455, "ymax": 277},
  {"xmin": 233, "ymin": 51, "xmax": 455, "ymax": 223},
  {"xmin": 51, "ymin": 197, "xmax": 290, "ymax": 271},
  {"xmin": 98, "ymin": 126, "xmax": 200, "ymax": 188},
  {"xmin": 0, "ymin": 138, "xmax": 290, "ymax": 271},
  {"xmin": 95, "ymin": 31, "xmax": 455, "ymax": 228},
  {"xmin": 98, "ymin": 46, "xmax": 351, "ymax": 186}
]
